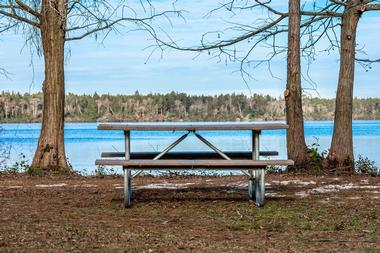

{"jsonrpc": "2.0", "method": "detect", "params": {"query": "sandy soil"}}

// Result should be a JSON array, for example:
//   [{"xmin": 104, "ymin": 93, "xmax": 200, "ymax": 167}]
[{"xmin": 0, "ymin": 174, "xmax": 379, "ymax": 252}]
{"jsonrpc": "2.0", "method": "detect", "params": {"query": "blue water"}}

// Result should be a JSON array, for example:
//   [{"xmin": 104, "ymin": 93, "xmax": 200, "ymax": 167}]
[{"xmin": 0, "ymin": 121, "xmax": 379, "ymax": 173}]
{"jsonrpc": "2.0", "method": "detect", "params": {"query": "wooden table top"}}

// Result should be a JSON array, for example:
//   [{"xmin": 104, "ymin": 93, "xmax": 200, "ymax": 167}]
[{"xmin": 97, "ymin": 122, "xmax": 288, "ymax": 131}]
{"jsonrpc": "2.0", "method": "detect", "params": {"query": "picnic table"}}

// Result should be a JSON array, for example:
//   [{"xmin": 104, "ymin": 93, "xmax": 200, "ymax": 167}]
[{"xmin": 95, "ymin": 122, "xmax": 294, "ymax": 207}]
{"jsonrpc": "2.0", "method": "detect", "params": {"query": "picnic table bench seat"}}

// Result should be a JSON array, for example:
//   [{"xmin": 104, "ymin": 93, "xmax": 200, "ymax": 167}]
[{"xmin": 95, "ymin": 158, "xmax": 294, "ymax": 168}]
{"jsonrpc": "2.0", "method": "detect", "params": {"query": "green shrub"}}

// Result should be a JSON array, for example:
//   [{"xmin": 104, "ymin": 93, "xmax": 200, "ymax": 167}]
[
  {"xmin": 0, "ymin": 153, "xmax": 30, "ymax": 174},
  {"xmin": 94, "ymin": 165, "xmax": 118, "ymax": 176},
  {"xmin": 307, "ymin": 139, "xmax": 327, "ymax": 163},
  {"xmin": 266, "ymin": 166, "xmax": 283, "ymax": 174},
  {"xmin": 355, "ymin": 155, "xmax": 378, "ymax": 176},
  {"xmin": 26, "ymin": 166, "xmax": 45, "ymax": 177}
]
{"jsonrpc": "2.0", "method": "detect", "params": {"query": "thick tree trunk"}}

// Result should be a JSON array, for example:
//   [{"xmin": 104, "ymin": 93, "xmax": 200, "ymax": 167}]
[
  {"xmin": 285, "ymin": 0, "xmax": 309, "ymax": 168},
  {"xmin": 328, "ymin": 4, "xmax": 361, "ymax": 170},
  {"xmin": 32, "ymin": 0, "xmax": 69, "ymax": 171}
]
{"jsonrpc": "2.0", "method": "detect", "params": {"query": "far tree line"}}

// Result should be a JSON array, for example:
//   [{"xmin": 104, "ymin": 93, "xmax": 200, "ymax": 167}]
[{"xmin": 0, "ymin": 92, "xmax": 379, "ymax": 122}]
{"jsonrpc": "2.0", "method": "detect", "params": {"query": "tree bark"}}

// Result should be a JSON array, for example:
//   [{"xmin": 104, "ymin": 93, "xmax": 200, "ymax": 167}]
[
  {"xmin": 328, "ymin": 2, "xmax": 361, "ymax": 170},
  {"xmin": 285, "ymin": 0, "xmax": 309, "ymax": 168},
  {"xmin": 32, "ymin": 0, "xmax": 69, "ymax": 171}
]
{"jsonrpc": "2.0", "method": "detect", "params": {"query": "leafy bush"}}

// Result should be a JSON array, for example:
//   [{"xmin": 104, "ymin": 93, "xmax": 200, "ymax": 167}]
[
  {"xmin": 94, "ymin": 165, "xmax": 118, "ymax": 176},
  {"xmin": 286, "ymin": 138, "xmax": 329, "ymax": 173},
  {"xmin": 355, "ymin": 155, "xmax": 378, "ymax": 176},
  {"xmin": 26, "ymin": 166, "xmax": 45, "ymax": 177},
  {"xmin": 266, "ymin": 166, "xmax": 283, "ymax": 174},
  {"xmin": 307, "ymin": 138, "xmax": 327, "ymax": 164},
  {"xmin": 0, "ymin": 153, "xmax": 30, "ymax": 174}
]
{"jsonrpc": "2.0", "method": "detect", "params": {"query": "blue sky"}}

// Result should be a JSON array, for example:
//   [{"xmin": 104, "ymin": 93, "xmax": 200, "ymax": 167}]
[{"xmin": 0, "ymin": 0, "xmax": 379, "ymax": 98}]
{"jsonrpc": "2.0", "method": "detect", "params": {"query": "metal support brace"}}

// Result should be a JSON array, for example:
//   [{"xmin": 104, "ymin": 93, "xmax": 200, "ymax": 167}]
[
  {"xmin": 194, "ymin": 132, "xmax": 253, "ymax": 177},
  {"xmin": 241, "ymin": 170, "xmax": 252, "ymax": 177},
  {"xmin": 194, "ymin": 132, "xmax": 231, "ymax": 160},
  {"xmin": 132, "ymin": 132, "xmax": 190, "ymax": 178},
  {"xmin": 132, "ymin": 171, "xmax": 142, "ymax": 178},
  {"xmin": 153, "ymin": 132, "xmax": 190, "ymax": 160}
]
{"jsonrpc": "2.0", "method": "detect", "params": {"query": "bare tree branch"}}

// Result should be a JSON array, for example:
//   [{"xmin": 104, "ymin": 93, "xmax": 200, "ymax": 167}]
[
  {"xmin": 65, "ymin": 10, "xmax": 182, "ymax": 41},
  {"xmin": 356, "ymin": 57, "xmax": 380, "ymax": 63},
  {"xmin": 144, "ymin": 0, "xmax": 379, "ymax": 85},
  {"xmin": 15, "ymin": 0, "xmax": 40, "ymax": 17},
  {"xmin": 0, "ymin": 9, "xmax": 39, "ymax": 27},
  {"xmin": 365, "ymin": 3, "xmax": 380, "ymax": 11}
]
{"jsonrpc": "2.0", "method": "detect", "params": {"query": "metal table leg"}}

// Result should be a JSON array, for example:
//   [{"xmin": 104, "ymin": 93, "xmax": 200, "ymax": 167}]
[
  {"xmin": 248, "ymin": 176, "xmax": 255, "ymax": 200},
  {"xmin": 255, "ymin": 168, "xmax": 265, "ymax": 207},
  {"xmin": 248, "ymin": 130, "xmax": 260, "ymax": 201},
  {"xmin": 124, "ymin": 130, "xmax": 132, "ymax": 208},
  {"xmin": 124, "ymin": 168, "xmax": 132, "ymax": 208},
  {"xmin": 253, "ymin": 130, "xmax": 265, "ymax": 207}
]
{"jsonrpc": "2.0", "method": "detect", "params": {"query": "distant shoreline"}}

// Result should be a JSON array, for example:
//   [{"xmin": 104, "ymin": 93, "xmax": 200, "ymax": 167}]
[{"xmin": 1, "ymin": 92, "xmax": 379, "ymax": 122}]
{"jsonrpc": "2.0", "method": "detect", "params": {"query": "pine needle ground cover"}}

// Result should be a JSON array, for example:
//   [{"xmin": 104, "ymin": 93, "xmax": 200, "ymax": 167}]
[{"xmin": 0, "ymin": 174, "xmax": 379, "ymax": 252}]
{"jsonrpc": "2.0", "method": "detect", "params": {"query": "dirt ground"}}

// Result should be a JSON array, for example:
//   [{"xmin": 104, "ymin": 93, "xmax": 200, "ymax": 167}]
[{"xmin": 0, "ymin": 174, "xmax": 379, "ymax": 252}]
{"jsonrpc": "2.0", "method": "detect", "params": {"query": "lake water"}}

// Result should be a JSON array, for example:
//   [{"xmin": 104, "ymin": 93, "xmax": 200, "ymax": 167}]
[{"xmin": 1, "ymin": 121, "xmax": 379, "ymax": 174}]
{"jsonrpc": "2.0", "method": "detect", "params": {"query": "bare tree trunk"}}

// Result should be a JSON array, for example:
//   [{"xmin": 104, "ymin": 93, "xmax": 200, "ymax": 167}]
[
  {"xmin": 32, "ymin": 0, "xmax": 69, "ymax": 171},
  {"xmin": 285, "ymin": 0, "xmax": 309, "ymax": 168},
  {"xmin": 328, "ymin": 4, "xmax": 361, "ymax": 170}
]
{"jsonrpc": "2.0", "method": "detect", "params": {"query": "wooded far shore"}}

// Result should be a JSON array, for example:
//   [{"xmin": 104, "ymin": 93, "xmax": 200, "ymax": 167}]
[{"xmin": 1, "ymin": 91, "xmax": 379, "ymax": 122}]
